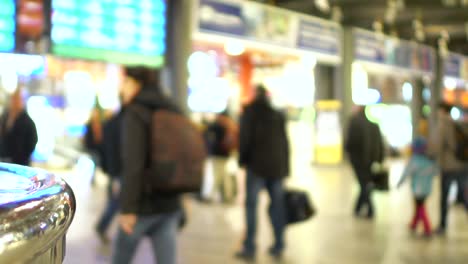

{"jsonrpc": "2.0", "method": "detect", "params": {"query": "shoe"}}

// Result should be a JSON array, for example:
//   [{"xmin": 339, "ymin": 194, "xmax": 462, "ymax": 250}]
[
  {"xmin": 423, "ymin": 232, "xmax": 433, "ymax": 239},
  {"xmin": 234, "ymin": 250, "xmax": 255, "ymax": 262},
  {"xmin": 268, "ymin": 247, "xmax": 284, "ymax": 259},
  {"xmin": 436, "ymin": 227, "xmax": 446, "ymax": 236},
  {"xmin": 96, "ymin": 228, "xmax": 110, "ymax": 245}
]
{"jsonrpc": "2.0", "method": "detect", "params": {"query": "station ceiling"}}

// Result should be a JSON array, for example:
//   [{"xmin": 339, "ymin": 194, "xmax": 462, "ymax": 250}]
[{"xmin": 255, "ymin": 0, "xmax": 468, "ymax": 55}]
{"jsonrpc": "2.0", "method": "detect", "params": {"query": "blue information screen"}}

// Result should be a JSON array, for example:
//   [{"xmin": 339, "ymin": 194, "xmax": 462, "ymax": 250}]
[
  {"xmin": 51, "ymin": 0, "xmax": 166, "ymax": 67},
  {"xmin": 0, "ymin": 0, "xmax": 16, "ymax": 52}
]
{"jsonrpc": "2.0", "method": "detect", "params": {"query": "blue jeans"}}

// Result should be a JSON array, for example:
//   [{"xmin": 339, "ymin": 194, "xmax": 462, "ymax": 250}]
[
  {"xmin": 439, "ymin": 169, "xmax": 468, "ymax": 230},
  {"xmin": 244, "ymin": 171, "xmax": 286, "ymax": 253},
  {"xmin": 96, "ymin": 178, "xmax": 119, "ymax": 234},
  {"xmin": 112, "ymin": 211, "xmax": 180, "ymax": 264}
]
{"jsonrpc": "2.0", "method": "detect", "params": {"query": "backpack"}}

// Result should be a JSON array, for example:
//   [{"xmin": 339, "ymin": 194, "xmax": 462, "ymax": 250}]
[
  {"xmin": 136, "ymin": 106, "xmax": 207, "ymax": 193},
  {"xmin": 454, "ymin": 124, "xmax": 468, "ymax": 161},
  {"xmin": 219, "ymin": 116, "xmax": 238, "ymax": 153}
]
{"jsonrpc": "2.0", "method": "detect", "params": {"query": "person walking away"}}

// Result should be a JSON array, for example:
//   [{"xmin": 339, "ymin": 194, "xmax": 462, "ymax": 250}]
[
  {"xmin": 434, "ymin": 102, "xmax": 467, "ymax": 235},
  {"xmin": 112, "ymin": 67, "xmax": 182, "ymax": 264},
  {"xmin": 0, "ymin": 88, "xmax": 37, "ymax": 166},
  {"xmin": 345, "ymin": 105, "xmax": 385, "ymax": 219},
  {"xmin": 397, "ymin": 135, "xmax": 438, "ymax": 237},
  {"xmin": 235, "ymin": 85, "xmax": 290, "ymax": 261},
  {"xmin": 83, "ymin": 104, "xmax": 104, "ymax": 185},
  {"xmin": 205, "ymin": 111, "xmax": 238, "ymax": 203},
  {"xmin": 95, "ymin": 103, "xmax": 126, "ymax": 245}
]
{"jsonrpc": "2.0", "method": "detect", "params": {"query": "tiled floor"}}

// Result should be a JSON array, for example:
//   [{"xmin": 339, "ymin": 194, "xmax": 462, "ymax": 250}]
[{"xmin": 58, "ymin": 155, "xmax": 468, "ymax": 264}]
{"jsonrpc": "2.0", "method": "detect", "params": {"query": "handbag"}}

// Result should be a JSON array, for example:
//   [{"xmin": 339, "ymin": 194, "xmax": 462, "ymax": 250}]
[
  {"xmin": 371, "ymin": 163, "xmax": 389, "ymax": 191},
  {"xmin": 283, "ymin": 189, "xmax": 316, "ymax": 225}
]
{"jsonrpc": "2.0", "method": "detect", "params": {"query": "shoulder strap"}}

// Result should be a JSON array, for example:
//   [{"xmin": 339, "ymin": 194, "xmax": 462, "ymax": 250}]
[{"xmin": 128, "ymin": 104, "xmax": 153, "ymax": 125}]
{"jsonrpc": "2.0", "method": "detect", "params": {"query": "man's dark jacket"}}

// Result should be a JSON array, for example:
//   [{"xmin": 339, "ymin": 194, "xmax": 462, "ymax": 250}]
[
  {"xmin": 120, "ymin": 88, "xmax": 181, "ymax": 215},
  {"xmin": 239, "ymin": 97, "xmax": 290, "ymax": 179},
  {"xmin": 345, "ymin": 109, "xmax": 384, "ymax": 178},
  {"xmin": 102, "ymin": 109, "xmax": 124, "ymax": 178},
  {"xmin": 0, "ymin": 110, "xmax": 38, "ymax": 166}
]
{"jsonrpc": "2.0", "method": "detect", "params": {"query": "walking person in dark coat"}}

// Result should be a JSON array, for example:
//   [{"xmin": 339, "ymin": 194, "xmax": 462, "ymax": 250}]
[
  {"xmin": 0, "ymin": 89, "xmax": 37, "ymax": 166},
  {"xmin": 345, "ymin": 105, "xmax": 384, "ymax": 219},
  {"xmin": 434, "ymin": 102, "xmax": 467, "ymax": 235},
  {"xmin": 235, "ymin": 85, "xmax": 290, "ymax": 261},
  {"xmin": 95, "ymin": 105, "xmax": 125, "ymax": 245},
  {"xmin": 112, "ymin": 66, "xmax": 182, "ymax": 264}
]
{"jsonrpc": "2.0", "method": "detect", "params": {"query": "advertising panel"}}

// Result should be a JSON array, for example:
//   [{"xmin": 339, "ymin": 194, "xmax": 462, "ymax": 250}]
[
  {"xmin": 51, "ymin": 0, "xmax": 166, "ymax": 67},
  {"xmin": 198, "ymin": 0, "xmax": 245, "ymax": 36},
  {"xmin": 354, "ymin": 29, "xmax": 435, "ymax": 74},
  {"xmin": 197, "ymin": 0, "xmax": 341, "ymax": 58},
  {"xmin": 296, "ymin": 17, "xmax": 340, "ymax": 55},
  {"xmin": 444, "ymin": 53, "xmax": 462, "ymax": 78}
]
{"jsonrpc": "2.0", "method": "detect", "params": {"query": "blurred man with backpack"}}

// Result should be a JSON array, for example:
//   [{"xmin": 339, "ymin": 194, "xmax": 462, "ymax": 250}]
[
  {"xmin": 112, "ymin": 67, "xmax": 206, "ymax": 264},
  {"xmin": 434, "ymin": 102, "xmax": 468, "ymax": 235},
  {"xmin": 205, "ymin": 111, "xmax": 238, "ymax": 203},
  {"xmin": 235, "ymin": 85, "xmax": 290, "ymax": 261}
]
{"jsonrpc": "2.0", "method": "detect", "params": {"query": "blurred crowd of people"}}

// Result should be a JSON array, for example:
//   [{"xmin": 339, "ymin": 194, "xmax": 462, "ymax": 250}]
[
  {"xmin": 345, "ymin": 102, "xmax": 468, "ymax": 238},
  {"xmin": 1, "ymin": 66, "xmax": 468, "ymax": 263}
]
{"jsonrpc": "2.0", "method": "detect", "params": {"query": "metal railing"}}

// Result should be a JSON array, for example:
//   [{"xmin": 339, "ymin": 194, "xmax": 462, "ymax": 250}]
[{"xmin": 0, "ymin": 163, "xmax": 76, "ymax": 264}]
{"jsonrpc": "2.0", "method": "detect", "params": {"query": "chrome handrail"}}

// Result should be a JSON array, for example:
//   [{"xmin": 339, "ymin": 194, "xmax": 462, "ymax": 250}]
[{"xmin": 0, "ymin": 163, "xmax": 76, "ymax": 264}]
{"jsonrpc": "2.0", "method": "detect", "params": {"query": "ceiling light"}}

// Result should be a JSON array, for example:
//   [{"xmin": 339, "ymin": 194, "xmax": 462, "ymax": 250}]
[
  {"xmin": 442, "ymin": 0, "xmax": 458, "ymax": 6},
  {"xmin": 331, "ymin": 6, "xmax": 343, "ymax": 22},
  {"xmin": 373, "ymin": 21, "xmax": 384, "ymax": 33},
  {"xmin": 416, "ymin": 30, "xmax": 426, "ymax": 42},
  {"xmin": 440, "ymin": 30, "xmax": 450, "ymax": 41},
  {"xmin": 315, "ymin": 0, "xmax": 330, "ymax": 12},
  {"xmin": 412, "ymin": 19, "xmax": 422, "ymax": 29},
  {"xmin": 465, "ymin": 22, "xmax": 468, "ymax": 40}
]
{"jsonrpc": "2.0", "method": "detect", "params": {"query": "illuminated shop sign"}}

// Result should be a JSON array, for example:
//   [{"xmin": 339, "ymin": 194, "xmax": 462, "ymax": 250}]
[
  {"xmin": 197, "ymin": 0, "xmax": 341, "ymax": 57},
  {"xmin": 51, "ymin": 0, "xmax": 166, "ymax": 67},
  {"xmin": 354, "ymin": 29, "xmax": 436, "ymax": 74}
]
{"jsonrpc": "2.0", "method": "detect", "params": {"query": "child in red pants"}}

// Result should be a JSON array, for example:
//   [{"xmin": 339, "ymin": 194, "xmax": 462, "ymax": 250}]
[{"xmin": 398, "ymin": 138, "xmax": 438, "ymax": 236}]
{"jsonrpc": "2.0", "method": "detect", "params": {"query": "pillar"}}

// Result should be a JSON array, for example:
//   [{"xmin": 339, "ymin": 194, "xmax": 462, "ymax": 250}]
[
  {"xmin": 166, "ymin": 0, "xmax": 193, "ymax": 112},
  {"xmin": 341, "ymin": 27, "xmax": 354, "ymax": 130}
]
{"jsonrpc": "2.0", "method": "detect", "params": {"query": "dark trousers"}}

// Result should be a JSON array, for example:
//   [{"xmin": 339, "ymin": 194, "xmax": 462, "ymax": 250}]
[
  {"xmin": 244, "ymin": 170, "xmax": 286, "ymax": 253},
  {"xmin": 411, "ymin": 197, "xmax": 431, "ymax": 234},
  {"xmin": 351, "ymin": 161, "xmax": 374, "ymax": 217},
  {"xmin": 97, "ymin": 178, "xmax": 119, "ymax": 234},
  {"xmin": 439, "ymin": 170, "xmax": 468, "ymax": 230}
]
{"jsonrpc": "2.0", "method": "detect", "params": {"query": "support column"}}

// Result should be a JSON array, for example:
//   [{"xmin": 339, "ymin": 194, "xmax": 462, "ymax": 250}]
[
  {"xmin": 341, "ymin": 27, "xmax": 354, "ymax": 130},
  {"xmin": 430, "ymin": 54, "xmax": 444, "ymax": 129},
  {"xmin": 412, "ymin": 78, "xmax": 424, "ymax": 138},
  {"xmin": 166, "ymin": 0, "xmax": 193, "ymax": 112}
]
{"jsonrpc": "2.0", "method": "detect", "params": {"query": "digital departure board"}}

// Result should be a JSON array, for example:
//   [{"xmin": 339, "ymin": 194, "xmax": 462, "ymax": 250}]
[
  {"xmin": 51, "ymin": 0, "xmax": 166, "ymax": 67},
  {"xmin": 0, "ymin": 0, "xmax": 15, "ymax": 52}
]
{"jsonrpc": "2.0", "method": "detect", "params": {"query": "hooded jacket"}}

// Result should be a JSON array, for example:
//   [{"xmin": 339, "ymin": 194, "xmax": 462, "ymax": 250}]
[
  {"xmin": 239, "ymin": 97, "xmax": 290, "ymax": 179},
  {"xmin": 120, "ymin": 88, "xmax": 181, "ymax": 215}
]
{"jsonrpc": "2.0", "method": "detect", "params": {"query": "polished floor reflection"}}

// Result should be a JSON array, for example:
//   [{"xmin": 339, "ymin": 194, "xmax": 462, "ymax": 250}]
[{"xmin": 59, "ymin": 158, "xmax": 468, "ymax": 264}]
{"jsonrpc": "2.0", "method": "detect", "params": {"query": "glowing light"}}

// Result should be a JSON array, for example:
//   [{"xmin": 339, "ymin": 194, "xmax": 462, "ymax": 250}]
[
  {"xmin": 224, "ymin": 41, "xmax": 245, "ymax": 56},
  {"xmin": 451, "ymin": 107, "xmax": 461, "ymax": 120},
  {"xmin": 444, "ymin": 77, "xmax": 457, "ymax": 90},
  {"xmin": 187, "ymin": 51, "xmax": 218, "ymax": 77},
  {"xmin": 423, "ymin": 88, "xmax": 431, "ymax": 102},
  {"xmin": 402, "ymin": 82, "xmax": 413, "ymax": 102},
  {"xmin": 0, "ymin": 69, "xmax": 18, "ymax": 94},
  {"xmin": 352, "ymin": 62, "xmax": 370, "ymax": 105}
]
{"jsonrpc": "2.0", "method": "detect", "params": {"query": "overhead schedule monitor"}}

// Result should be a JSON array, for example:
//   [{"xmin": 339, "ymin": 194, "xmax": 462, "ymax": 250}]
[
  {"xmin": 51, "ymin": 0, "xmax": 166, "ymax": 67},
  {"xmin": 0, "ymin": 0, "xmax": 15, "ymax": 52}
]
